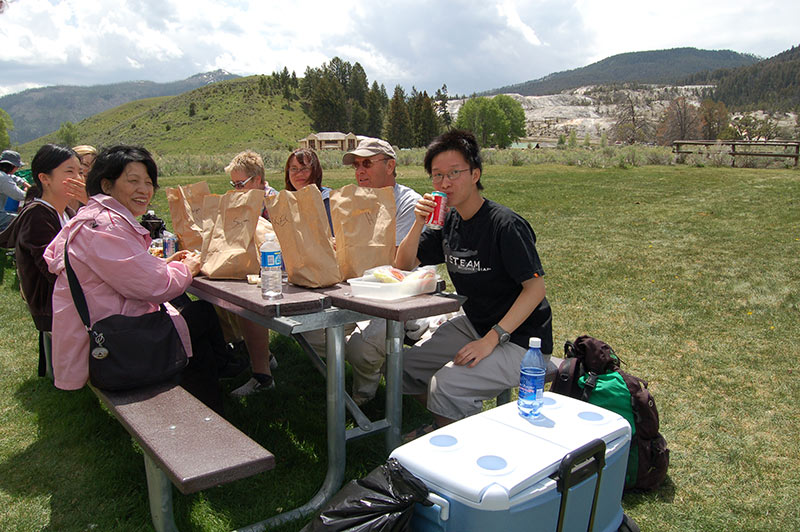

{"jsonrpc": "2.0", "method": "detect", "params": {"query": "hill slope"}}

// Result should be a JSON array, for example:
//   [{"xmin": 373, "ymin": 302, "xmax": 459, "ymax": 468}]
[
  {"xmin": 484, "ymin": 48, "xmax": 759, "ymax": 97},
  {"xmin": 0, "ymin": 70, "xmax": 239, "ymax": 144},
  {"xmin": 682, "ymin": 45, "xmax": 800, "ymax": 110},
  {"xmin": 20, "ymin": 76, "xmax": 313, "ymax": 156}
]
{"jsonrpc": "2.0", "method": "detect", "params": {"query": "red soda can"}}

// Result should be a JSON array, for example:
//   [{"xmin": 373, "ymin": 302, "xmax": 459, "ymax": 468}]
[{"xmin": 425, "ymin": 191, "xmax": 447, "ymax": 230}]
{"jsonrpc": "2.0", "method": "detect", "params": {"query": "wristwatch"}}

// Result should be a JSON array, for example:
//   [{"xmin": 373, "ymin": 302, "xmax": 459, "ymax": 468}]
[{"xmin": 492, "ymin": 324, "xmax": 511, "ymax": 345}]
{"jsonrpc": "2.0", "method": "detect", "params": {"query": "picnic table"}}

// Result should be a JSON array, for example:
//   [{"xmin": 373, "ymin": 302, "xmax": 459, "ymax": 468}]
[{"xmin": 187, "ymin": 276, "xmax": 463, "ymax": 529}]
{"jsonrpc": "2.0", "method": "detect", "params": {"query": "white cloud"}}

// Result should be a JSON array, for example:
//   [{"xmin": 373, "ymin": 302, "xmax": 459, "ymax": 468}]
[
  {"xmin": 497, "ymin": 0, "xmax": 542, "ymax": 46},
  {"xmin": 0, "ymin": 0, "xmax": 798, "ymax": 97},
  {"xmin": 574, "ymin": 0, "xmax": 800, "ymax": 62}
]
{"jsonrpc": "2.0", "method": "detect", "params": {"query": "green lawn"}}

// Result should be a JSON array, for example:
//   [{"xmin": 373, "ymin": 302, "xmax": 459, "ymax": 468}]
[{"xmin": 1, "ymin": 164, "xmax": 798, "ymax": 531}]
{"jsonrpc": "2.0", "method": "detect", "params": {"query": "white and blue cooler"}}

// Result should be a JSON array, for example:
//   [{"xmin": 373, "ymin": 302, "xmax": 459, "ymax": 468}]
[{"xmin": 390, "ymin": 392, "xmax": 631, "ymax": 532}]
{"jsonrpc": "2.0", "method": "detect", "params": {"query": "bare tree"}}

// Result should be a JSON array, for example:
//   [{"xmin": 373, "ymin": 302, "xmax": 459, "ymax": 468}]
[
  {"xmin": 656, "ymin": 97, "xmax": 701, "ymax": 145},
  {"xmin": 611, "ymin": 93, "xmax": 653, "ymax": 144}
]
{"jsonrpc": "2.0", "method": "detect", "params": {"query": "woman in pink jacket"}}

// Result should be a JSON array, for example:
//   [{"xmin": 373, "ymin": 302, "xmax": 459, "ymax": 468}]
[{"xmin": 44, "ymin": 145, "xmax": 223, "ymax": 411}]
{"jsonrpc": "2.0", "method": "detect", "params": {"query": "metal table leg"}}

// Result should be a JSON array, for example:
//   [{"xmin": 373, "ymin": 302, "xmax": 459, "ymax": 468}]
[
  {"xmin": 384, "ymin": 319, "xmax": 404, "ymax": 452},
  {"xmin": 234, "ymin": 324, "xmax": 347, "ymax": 531}
]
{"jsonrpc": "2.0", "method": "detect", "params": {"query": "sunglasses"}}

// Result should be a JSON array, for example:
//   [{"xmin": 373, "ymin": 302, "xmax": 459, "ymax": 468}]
[
  {"xmin": 230, "ymin": 175, "xmax": 256, "ymax": 189},
  {"xmin": 352, "ymin": 157, "xmax": 390, "ymax": 170}
]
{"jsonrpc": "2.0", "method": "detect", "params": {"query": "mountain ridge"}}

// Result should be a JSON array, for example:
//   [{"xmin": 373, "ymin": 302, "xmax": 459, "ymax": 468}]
[
  {"xmin": 482, "ymin": 48, "xmax": 760, "ymax": 97},
  {"xmin": 1, "ymin": 69, "xmax": 239, "ymax": 143}
]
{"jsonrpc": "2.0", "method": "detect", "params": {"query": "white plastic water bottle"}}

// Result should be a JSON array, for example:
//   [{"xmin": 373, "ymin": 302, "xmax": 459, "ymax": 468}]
[
  {"xmin": 518, "ymin": 337, "xmax": 546, "ymax": 419},
  {"xmin": 260, "ymin": 234, "xmax": 282, "ymax": 299}
]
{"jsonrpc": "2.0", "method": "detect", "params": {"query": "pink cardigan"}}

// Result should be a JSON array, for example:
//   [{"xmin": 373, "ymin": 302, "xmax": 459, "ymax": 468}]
[{"xmin": 44, "ymin": 194, "xmax": 193, "ymax": 390}]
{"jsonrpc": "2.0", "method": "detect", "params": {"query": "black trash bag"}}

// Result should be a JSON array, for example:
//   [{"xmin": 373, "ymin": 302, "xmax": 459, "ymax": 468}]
[{"xmin": 301, "ymin": 458, "xmax": 432, "ymax": 532}]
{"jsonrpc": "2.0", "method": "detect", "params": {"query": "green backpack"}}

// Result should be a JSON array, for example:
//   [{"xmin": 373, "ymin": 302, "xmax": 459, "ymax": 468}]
[{"xmin": 553, "ymin": 335, "xmax": 670, "ymax": 491}]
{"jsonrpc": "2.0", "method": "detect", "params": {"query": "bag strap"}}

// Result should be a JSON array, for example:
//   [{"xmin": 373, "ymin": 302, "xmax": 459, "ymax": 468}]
[
  {"xmin": 63, "ymin": 226, "xmax": 168, "ymax": 331},
  {"xmin": 581, "ymin": 372, "xmax": 598, "ymax": 402},
  {"xmin": 63, "ymin": 237, "xmax": 93, "ymax": 330},
  {"xmin": 563, "ymin": 340, "xmax": 576, "ymax": 358}
]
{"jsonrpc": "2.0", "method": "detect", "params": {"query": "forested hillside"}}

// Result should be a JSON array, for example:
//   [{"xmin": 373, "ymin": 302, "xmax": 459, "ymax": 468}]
[
  {"xmin": 484, "ymin": 48, "xmax": 759, "ymax": 96},
  {"xmin": 682, "ymin": 45, "xmax": 800, "ymax": 110}
]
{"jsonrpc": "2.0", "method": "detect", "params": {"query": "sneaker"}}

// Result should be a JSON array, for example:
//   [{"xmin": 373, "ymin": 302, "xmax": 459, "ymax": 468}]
[
  {"xmin": 230, "ymin": 376, "xmax": 275, "ymax": 397},
  {"xmin": 270, "ymin": 354, "xmax": 278, "ymax": 371}
]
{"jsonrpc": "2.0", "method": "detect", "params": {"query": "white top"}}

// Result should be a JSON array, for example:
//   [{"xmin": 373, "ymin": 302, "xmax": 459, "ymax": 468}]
[{"xmin": 393, "ymin": 183, "xmax": 422, "ymax": 245}]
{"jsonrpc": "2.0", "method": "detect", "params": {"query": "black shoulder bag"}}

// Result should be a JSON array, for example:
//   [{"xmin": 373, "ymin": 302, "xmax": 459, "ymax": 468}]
[{"xmin": 63, "ymin": 238, "xmax": 188, "ymax": 391}]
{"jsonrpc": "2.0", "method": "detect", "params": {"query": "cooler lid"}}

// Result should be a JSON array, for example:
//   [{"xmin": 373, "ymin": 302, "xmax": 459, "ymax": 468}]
[
  {"xmin": 391, "ymin": 415, "xmax": 568, "ymax": 506},
  {"xmin": 481, "ymin": 392, "xmax": 632, "ymax": 451}
]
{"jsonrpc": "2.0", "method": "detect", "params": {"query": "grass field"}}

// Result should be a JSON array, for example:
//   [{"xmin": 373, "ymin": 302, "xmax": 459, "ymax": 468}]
[{"xmin": 1, "ymin": 163, "xmax": 798, "ymax": 531}]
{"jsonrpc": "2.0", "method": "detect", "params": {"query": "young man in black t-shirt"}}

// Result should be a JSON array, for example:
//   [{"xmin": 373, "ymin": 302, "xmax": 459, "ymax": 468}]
[{"xmin": 395, "ymin": 130, "xmax": 556, "ymax": 436}]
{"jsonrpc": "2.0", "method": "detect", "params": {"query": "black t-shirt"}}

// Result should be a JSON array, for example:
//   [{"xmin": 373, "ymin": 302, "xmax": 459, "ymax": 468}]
[{"xmin": 417, "ymin": 199, "xmax": 553, "ymax": 353}]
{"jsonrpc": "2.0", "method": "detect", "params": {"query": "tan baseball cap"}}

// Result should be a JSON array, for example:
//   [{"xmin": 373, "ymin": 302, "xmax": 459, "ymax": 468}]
[{"xmin": 342, "ymin": 137, "xmax": 397, "ymax": 165}]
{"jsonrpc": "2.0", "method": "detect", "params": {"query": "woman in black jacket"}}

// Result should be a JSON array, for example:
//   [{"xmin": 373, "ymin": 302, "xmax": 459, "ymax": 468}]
[{"xmin": 0, "ymin": 144, "xmax": 81, "ymax": 377}]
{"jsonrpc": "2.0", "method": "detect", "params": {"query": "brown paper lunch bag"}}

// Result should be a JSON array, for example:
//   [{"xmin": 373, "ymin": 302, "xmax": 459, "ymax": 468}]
[
  {"xmin": 200, "ymin": 189, "xmax": 265, "ymax": 279},
  {"xmin": 264, "ymin": 185, "xmax": 341, "ymax": 288},
  {"xmin": 165, "ymin": 181, "xmax": 210, "ymax": 252},
  {"xmin": 330, "ymin": 184, "xmax": 396, "ymax": 281},
  {"xmin": 198, "ymin": 193, "xmax": 221, "ymax": 259}
]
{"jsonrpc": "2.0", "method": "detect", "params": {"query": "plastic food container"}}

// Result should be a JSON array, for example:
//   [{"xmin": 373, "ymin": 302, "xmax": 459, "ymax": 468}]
[{"xmin": 347, "ymin": 266, "xmax": 438, "ymax": 300}]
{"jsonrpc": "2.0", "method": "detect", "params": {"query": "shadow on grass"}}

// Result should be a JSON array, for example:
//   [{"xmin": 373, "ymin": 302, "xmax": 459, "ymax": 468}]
[
  {"xmin": 623, "ymin": 474, "xmax": 677, "ymax": 508},
  {"xmin": 0, "ymin": 331, "xmax": 436, "ymax": 531},
  {"xmin": 0, "ymin": 377, "xmax": 153, "ymax": 531}
]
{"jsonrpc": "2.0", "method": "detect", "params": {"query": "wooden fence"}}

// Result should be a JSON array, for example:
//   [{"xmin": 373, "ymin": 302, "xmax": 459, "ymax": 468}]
[{"xmin": 673, "ymin": 140, "xmax": 800, "ymax": 167}]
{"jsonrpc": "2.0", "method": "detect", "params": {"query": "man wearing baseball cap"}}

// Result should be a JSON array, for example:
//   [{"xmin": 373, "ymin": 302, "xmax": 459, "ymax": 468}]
[
  {"xmin": 343, "ymin": 137, "xmax": 421, "ymax": 246},
  {"xmin": 0, "ymin": 150, "xmax": 30, "ymax": 231},
  {"xmin": 341, "ymin": 137, "xmax": 424, "ymax": 405}
]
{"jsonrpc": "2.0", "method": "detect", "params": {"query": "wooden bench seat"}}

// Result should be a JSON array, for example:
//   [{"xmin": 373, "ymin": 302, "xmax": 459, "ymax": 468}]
[{"xmin": 92, "ymin": 382, "xmax": 275, "ymax": 532}]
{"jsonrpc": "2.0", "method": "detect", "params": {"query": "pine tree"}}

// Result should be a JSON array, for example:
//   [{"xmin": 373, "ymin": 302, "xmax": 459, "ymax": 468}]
[
  {"xmin": 349, "ymin": 63, "xmax": 369, "ymax": 107},
  {"xmin": 349, "ymin": 102, "xmax": 369, "ymax": 135},
  {"xmin": 410, "ymin": 90, "xmax": 440, "ymax": 147},
  {"xmin": 385, "ymin": 85, "xmax": 413, "ymax": 148},
  {"xmin": 0, "ymin": 108, "xmax": 13, "ymax": 150},
  {"xmin": 366, "ymin": 82, "xmax": 384, "ymax": 138},
  {"xmin": 327, "ymin": 57, "xmax": 351, "ymax": 93},
  {"xmin": 434, "ymin": 84, "xmax": 452, "ymax": 129},
  {"xmin": 310, "ymin": 75, "xmax": 348, "ymax": 132}
]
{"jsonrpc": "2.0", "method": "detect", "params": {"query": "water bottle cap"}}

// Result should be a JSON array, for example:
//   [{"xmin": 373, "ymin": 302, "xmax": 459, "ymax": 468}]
[{"xmin": 528, "ymin": 337, "xmax": 541, "ymax": 348}]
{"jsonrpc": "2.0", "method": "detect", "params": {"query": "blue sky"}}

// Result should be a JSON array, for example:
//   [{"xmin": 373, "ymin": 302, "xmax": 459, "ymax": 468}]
[{"xmin": 0, "ymin": 0, "xmax": 798, "ymax": 97}]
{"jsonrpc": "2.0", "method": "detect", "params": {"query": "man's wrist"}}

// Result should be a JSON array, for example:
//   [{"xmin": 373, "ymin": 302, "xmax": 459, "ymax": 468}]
[{"xmin": 492, "ymin": 324, "xmax": 511, "ymax": 345}]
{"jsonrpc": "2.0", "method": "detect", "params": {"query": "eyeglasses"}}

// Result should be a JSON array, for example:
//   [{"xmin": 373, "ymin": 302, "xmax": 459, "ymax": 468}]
[
  {"xmin": 430, "ymin": 168, "xmax": 471, "ymax": 184},
  {"xmin": 289, "ymin": 165, "xmax": 311, "ymax": 174},
  {"xmin": 352, "ymin": 157, "xmax": 390, "ymax": 170},
  {"xmin": 230, "ymin": 175, "xmax": 256, "ymax": 189}
]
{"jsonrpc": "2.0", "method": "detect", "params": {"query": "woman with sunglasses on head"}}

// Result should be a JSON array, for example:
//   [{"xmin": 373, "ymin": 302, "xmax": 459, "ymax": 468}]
[
  {"xmin": 0, "ymin": 144, "xmax": 80, "ymax": 377},
  {"xmin": 225, "ymin": 150, "xmax": 278, "ymax": 219}
]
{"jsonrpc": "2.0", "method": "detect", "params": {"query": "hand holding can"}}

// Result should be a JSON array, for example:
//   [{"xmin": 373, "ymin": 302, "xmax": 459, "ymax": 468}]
[{"xmin": 425, "ymin": 191, "xmax": 447, "ymax": 230}]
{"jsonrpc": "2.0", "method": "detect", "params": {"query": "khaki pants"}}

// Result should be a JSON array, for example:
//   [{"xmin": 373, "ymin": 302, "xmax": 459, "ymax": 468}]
[{"xmin": 403, "ymin": 315, "xmax": 557, "ymax": 421}]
